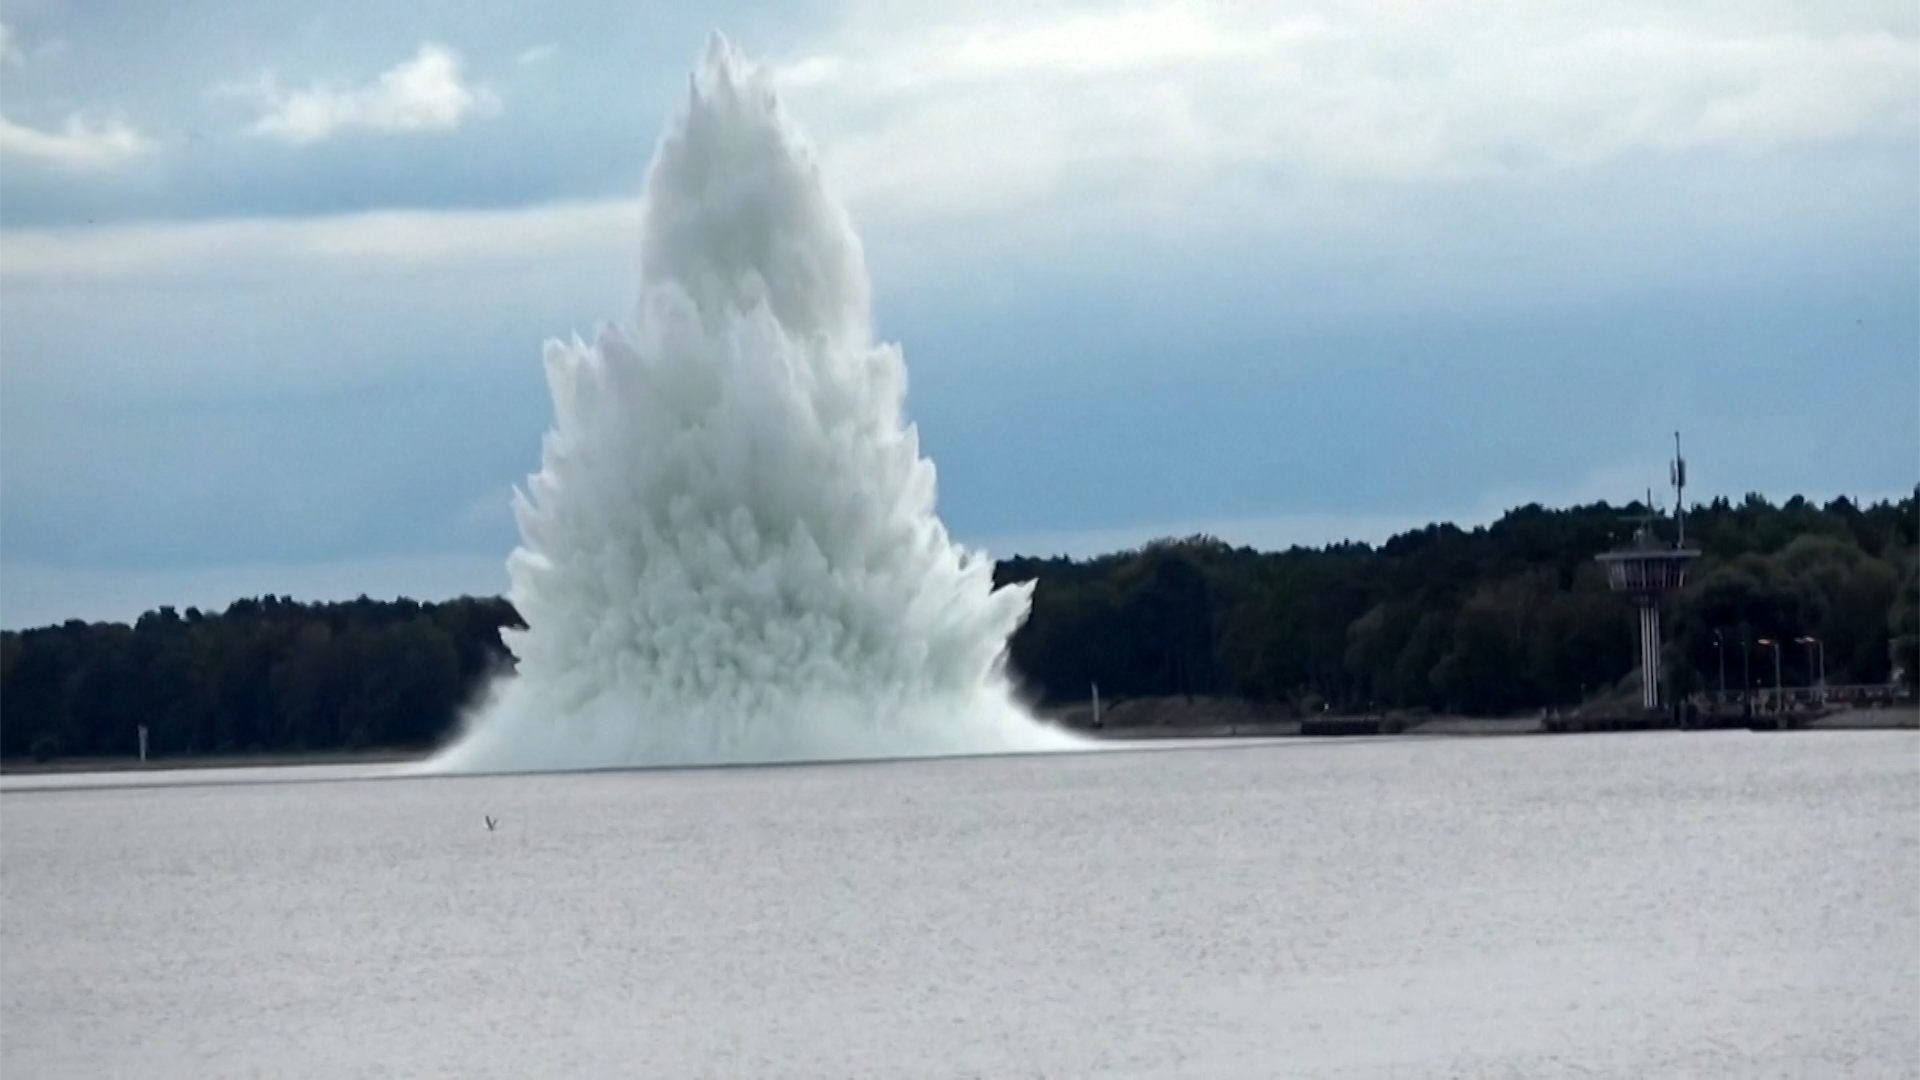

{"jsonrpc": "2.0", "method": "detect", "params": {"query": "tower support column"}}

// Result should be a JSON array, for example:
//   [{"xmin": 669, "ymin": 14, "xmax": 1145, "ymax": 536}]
[{"xmin": 1638, "ymin": 604, "xmax": 1661, "ymax": 710}]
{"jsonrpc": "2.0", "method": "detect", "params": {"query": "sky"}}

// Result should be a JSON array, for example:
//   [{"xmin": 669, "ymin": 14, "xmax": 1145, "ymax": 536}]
[{"xmin": 1, "ymin": 0, "xmax": 1917, "ymax": 628}]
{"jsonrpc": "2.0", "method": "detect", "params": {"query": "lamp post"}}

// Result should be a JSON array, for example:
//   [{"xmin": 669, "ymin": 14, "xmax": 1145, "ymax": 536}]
[
  {"xmin": 1741, "ymin": 633, "xmax": 1753, "ymax": 717},
  {"xmin": 1757, "ymin": 638, "xmax": 1784, "ymax": 711},
  {"xmin": 1712, "ymin": 630, "xmax": 1727, "ymax": 702},
  {"xmin": 1795, "ymin": 636, "xmax": 1825, "ymax": 704}
]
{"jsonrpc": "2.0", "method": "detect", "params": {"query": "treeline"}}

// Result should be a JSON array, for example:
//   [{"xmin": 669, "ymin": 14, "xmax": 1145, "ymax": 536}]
[
  {"xmin": 1000, "ymin": 492, "xmax": 1917, "ymax": 716},
  {"xmin": 0, "ymin": 597, "xmax": 523, "ymax": 761},
  {"xmin": 2, "ymin": 491, "xmax": 1915, "ymax": 761}
]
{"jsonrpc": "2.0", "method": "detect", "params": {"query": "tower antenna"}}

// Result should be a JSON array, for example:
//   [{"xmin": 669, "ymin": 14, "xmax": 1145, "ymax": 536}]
[{"xmin": 1670, "ymin": 431, "xmax": 1687, "ymax": 549}]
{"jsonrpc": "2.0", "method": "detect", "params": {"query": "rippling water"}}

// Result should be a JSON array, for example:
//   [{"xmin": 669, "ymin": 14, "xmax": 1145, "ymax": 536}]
[{"xmin": 4, "ymin": 733, "xmax": 1915, "ymax": 1078}]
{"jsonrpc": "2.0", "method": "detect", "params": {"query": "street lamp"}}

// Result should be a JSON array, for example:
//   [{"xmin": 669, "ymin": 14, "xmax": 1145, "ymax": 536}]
[
  {"xmin": 1741, "ymin": 632, "xmax": 1753, "ymax": 716},
  {"xmin": 1795, "ymin": 636, "xmax": 1826, "ymax": 704},
  {"xmin": 1757, "ymin": 638, "xmax": 1784, "ymax": 711},
  {"xmin": 1712, "ymin": 629, "xmax": 1727, "ymax": 702}
]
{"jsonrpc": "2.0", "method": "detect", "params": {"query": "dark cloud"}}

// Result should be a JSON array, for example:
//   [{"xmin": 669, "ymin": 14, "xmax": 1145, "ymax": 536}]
[{"xmin": 1, "ymin": 0, "xmax": 1914, "ymax": 608}]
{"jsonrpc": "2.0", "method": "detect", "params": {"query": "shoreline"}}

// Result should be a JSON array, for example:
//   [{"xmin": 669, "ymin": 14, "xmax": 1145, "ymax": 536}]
[
  {"xmin": 1071, "ymin": 709, "xmax": 1919, "ymax": 741},
  {"xmin": 1045, "ymin": 696, "xmax": 1918, "ymax": 741},
  {"xmin": 3, "ymin": 703, "xmax": 1912, "ymax": 776},
  {"xmin": 0, "ymin": 748, "xmax": 426, "ymax": 776}
]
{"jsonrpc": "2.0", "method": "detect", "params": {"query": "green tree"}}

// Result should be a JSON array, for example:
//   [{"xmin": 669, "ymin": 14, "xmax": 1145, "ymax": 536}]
[
  {"xmin": 1891, "ymin": 553, "xmax": 1919, "ymax": 692},
  {"xmin": 2, "ymin": 488, "xmax": 1912, "ymax": 760}
]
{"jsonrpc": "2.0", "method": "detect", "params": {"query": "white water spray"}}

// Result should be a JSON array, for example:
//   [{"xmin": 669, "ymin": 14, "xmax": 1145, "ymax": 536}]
[{"xmin": 427, "ymin": 34, "xmax": 1083, "ymax": 774}]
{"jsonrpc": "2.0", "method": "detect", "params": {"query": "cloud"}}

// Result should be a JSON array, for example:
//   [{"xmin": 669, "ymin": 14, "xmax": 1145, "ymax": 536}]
[
  {"xmin": 770, "ymin": 0, "xmax": 1920, "ymax": 225},
  {"xmin": 0, "ymin": 196, "xmax": 642, "ymax": 288},
  {"xmin": 0, "ymin": 555, "xmax": 510, "ymax": 630},
  {"xmin": 515, "ymin": 44, "xmax": 557, "ymax": 67},
  {"xmin": 0, "ymin": 20, "xmax": 155, "ymax": 168},
  {"xmin": 459, "ymin": 485, "xmax": 519, "ymax": 530},
  {"xmin": 978, "ymin": 511, "xmax": 1436, "ymax": 561},
  {"xmin": 0, "ymin": 21, "xmax": 21, "ymax": 68},
  {"xmin": 228, "ymin": 43, "xmax": 502, "ymax": 144},
  {"xmin": 0, "ymin": 470, "xmax": 1639, "ymax": 629},
  {"xmin": 0, "ymin": 112, "xmax": 155, "ymax": 167},
  {"xmin": 969, "ymin": 458, "xmax": 1826, "ymax": 562}
]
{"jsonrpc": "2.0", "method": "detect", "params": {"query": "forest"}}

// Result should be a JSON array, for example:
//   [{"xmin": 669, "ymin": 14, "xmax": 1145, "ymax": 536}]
[{"xmin": 2, "ymin": 490, "xmax": 1915, "ymax": 762}]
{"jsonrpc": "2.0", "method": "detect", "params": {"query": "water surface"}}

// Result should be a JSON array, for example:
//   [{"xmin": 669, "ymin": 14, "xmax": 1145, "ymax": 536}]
[{"xmin": 4, "ymin": 733, "xmax": 1915, "ymax": 1077}]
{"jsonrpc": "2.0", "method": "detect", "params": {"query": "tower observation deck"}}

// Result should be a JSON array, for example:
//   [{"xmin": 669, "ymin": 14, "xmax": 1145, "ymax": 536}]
[{"xmin": 1595, "ymin": 434, "xmax": 1701, "ymax": 711}]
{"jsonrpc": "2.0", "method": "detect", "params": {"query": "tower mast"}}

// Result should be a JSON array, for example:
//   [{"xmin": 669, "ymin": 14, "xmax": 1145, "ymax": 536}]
[{"xmin": 1671, "ymin": 431, "xmax": 1687, "ymax": 549}]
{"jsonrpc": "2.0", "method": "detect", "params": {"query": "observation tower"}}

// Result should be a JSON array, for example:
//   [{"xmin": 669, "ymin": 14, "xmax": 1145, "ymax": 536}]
[{"xmin": 1596, "ymin": 433, "xmax": 1700, "ymax": 711}]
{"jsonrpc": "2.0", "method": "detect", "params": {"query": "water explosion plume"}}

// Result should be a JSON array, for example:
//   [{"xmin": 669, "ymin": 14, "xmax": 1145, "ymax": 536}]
[{"xmin": 428, "ymin": 34, "xmax": 1083, "ymax": 773}]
